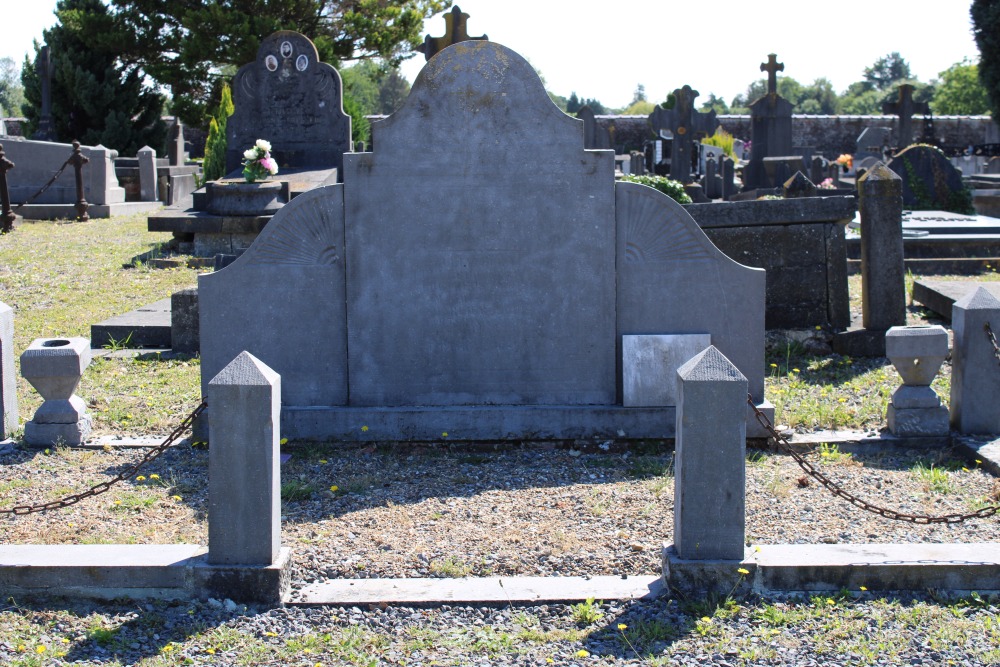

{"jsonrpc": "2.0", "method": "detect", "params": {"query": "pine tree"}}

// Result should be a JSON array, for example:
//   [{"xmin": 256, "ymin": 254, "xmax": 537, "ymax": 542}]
[
  {"xmin": 20, "ymin": 0, "xmax": 165, "ymax": 154},
  {"xmin": 202, "ymin": 84, "xmax": 234, "ymax": 181},
  {"xmin": 972, "ymin": 0, "xmax": 1000, "ymax": 121}
]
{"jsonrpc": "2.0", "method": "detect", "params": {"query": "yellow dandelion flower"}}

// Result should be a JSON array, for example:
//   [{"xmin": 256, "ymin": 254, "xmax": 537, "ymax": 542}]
[
  {"xmin": 963, "ymin": 467, "xmax": 970, "ymax": 472},
  {"xmin": 576, "ymin": 649, "xmax": 590, "ymax": 658},
  {"xmin": 113, "ymin": 500, "xmax": 122, "ymax": 505},
  {"xmin": 36, "ymin": 646, "xmax": 46, "ymax": 654},
  {"xmin": 280, "ymin": 438, "xmax": 288, "ymax": 445},
  {"xmin": 319, "ymin": 459, "xmax": 327, "ymax": 464},
  {"xmin": 361, "ymin": 425, "xmax": 369, "ymax": 432},
  {"xmin": 737, "ymin": 567, "xmax": 750, "ymax": 575},
  {"xmin": 162, "ymin": 644, "xmax": 173, "ymax": 652},
  {"xmin": 442, "ymin": 431, "xmax": 448, "ymax": 437},
  {"xmin": 264, "ymin": 631, "xmax": 277, "ymax": 637},
  {"xmin": 701, "ymin": 616, "xmax": 711, "ymax": 623},
  {"xmin": 150, "ymin": 474, "xmax": 160, "ymax": 480},
  {"xmin": 860, "ymin": 586, "xmax": 868, "ymax": 591},
  {"xmin": 330, "ymin": 485, "xmax": 339, "ymax": 493},
  {"xmin": 206, "ymin": 648, "xmax": 216, "ymax": 654},
  {"xmin": 792, "ymin": 368, "xmax": 800, "ymax": 373},
  {"xmin": 826, "ymin": 598, "xmax": 835, "ymax": 605},
  {"xmin": 136, "ymin": 475, "xmax": 146, "ymax": 481},
  {"xmin": 16, "ymin": 644, "xmax": 25, "ymax": 652},
  {"xmin": 769, "ymin": 363, "xmax": 777, "ymax": 368},
  {"xmin": 754, "ymin": 546, "xmax": 761, "ymax": 552},
  {"xmin": 546, "ymin": 659, "xmax": 554, "ymax": 665},
  {"xmin": 618, "ymin": 623, "xmax": 627, "ymax": 630},
  {"xmin": 171, "ymin": 495, "xmax": 182, "ymax": 501}
]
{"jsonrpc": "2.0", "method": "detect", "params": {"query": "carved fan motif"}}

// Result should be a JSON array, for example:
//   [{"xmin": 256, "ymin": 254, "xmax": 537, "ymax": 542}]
[
  {"xmin": 253, "ymin": 193, "xmax": 342, "ymax": 266},
  {"xmin": 620, "ymin": 185, "xmax": 711, "ymax": 263}
]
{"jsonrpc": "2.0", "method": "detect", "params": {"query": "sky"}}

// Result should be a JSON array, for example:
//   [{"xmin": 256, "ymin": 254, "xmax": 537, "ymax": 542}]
[{"xmin": 3, "ymin": 0, "xmax": 983, "ymax": 110}]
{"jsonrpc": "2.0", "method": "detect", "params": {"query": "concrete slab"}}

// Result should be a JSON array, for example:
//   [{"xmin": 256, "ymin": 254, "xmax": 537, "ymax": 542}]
[
  {"xmin": 90, "ymin": 298, "xmax": 171, "ymax": 349},
  {"xmin": 0, "ymin": 544, "xmax": 291, "ymax": 603},
  {"xmin": 16, "ymin": 202, "xmax": 163, "ymax": 220},
  {"xmin": 293, "ymin": 575, "xmax": 663, "ymax": 605},
  {"xmin": 665, "ymin": 543, "xmax": 1000, "ymax": 595},
  {"xmin": 912, "ymin": 280, "xmax": 1000, "ymax": 320}
]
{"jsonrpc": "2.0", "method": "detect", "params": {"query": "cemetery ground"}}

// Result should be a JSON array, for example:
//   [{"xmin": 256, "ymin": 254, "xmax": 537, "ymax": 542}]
[{"xmin": 1, "ymin": 216, "xmax": 1000, "ymax": 665}]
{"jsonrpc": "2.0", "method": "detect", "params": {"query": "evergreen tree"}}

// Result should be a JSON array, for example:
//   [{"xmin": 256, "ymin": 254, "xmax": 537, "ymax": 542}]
[
  {"xmin": 972, "ymin": 0, "xmax": 1000, "ymax": 120},
  {"xmin": 566, "ymin": 92, "xmax": 581, "ymax": 114},
  {"xmin": 20, "ymin": 0, "xmax": 165, "ymax": 154},
  {"xmin": 202, "ymin": 83, "xmax": 234, "ymax": 181}
]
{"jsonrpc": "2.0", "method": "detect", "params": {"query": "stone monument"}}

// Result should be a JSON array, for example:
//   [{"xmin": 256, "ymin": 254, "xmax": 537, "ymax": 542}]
[
  {"xmin": 885, "ymin": 325, "xmax": 949, "ymax": 437},
  {"xmin": 33, "ymin": 45, "xmax": 55, "ymax": 142},
  {"xmin": 648, "ymin": 85, "xmax": 719, "ymax": 184},
  {"xmin": 198, "ymin": 41, "xmax": 770, "ymax": 442},
  {"xmin": 419, "ymin": 5, "xmax": 487, "ymax": 60},
  {"xmin": 883, "ymin": 83, "xmax": 930, "ymax": 148},
  {"xmin": 742, "ymin": 54, "xmax": 795, "ymax": 191},
  {"xmin": 20, "ymin": 337, "xmax": 92, "ymax": 446}
]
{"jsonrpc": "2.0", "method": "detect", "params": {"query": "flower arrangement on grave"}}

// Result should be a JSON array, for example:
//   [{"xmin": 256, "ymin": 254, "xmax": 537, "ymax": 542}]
[
  {"xmin": 242, "ymin": 139, "xmax": 279, "ymax": 183},
  {"xmin": 834, "ymin": 154, "xmax": 853, "ymax": 172}
]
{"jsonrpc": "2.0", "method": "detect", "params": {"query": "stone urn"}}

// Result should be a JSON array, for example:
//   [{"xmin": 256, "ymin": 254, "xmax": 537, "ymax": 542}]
[
  {"xmin": 20, "ymin": 337, "xmax": 92, "ymax": 446},
  {"xmin": 884, "ymin": 325, "xmax": 949, "ymax": 437},
  {"xmin": 205, "ymin": 180, "xmax": 286, "ymax": 216}
]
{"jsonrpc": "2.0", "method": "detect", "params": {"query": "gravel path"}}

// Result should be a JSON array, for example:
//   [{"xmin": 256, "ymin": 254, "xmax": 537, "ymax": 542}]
[{"xmin": 2, "ymin": 439, "xmax": 1000, "ymax": 664}]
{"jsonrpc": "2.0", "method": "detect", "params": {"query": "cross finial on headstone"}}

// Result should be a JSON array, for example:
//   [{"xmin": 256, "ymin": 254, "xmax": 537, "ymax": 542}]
[
  {"xmin": 760, "ymin": 54, "xmax": 784, "ymax": 95},
  {"xmin": 420, "ymin": 6, "xmax": 488, "ymax": 61},
  {"xmin": 882, "ymin": 83, "xmax": 931, "ymax": 147}
]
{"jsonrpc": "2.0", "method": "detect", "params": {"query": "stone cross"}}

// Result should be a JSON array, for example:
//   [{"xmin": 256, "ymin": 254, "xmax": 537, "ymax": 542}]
[
  {"xmin": 882, "ymin": 83, "xmax": 930, "ymax": 148},
  {"xmin": 761, "ymin": 53, "xmax": 784, "ymax": 95},
  {"xmin": 420, "ymin": 6, "xmax": 488, "ymax": 61},
  {"xmin": 648, "ymin": 85, "xmax": 719, "ymax": 183}
]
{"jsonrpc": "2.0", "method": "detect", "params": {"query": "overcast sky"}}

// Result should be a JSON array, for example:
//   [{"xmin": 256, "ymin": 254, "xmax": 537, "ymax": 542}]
[{"xmin": 4, "ymin": 1, "xmax": 982, "ymax": 109}]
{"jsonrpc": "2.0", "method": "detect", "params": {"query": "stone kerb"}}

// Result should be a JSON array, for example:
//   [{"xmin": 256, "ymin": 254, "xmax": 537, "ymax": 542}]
[
  {"xmin": 951, "ymin": 287, "xmax": 1000, "ymax": 434},
  {"xmin": 207, "ymin": 351, "xmax": 282, "ymax": 565},
  {"xmin": 0, "ymin": 301, "xmax": 16, "ymax": 438},
  {"xmin": 673, "ymin": 346, "xmax": 747, "ymax": 560}
]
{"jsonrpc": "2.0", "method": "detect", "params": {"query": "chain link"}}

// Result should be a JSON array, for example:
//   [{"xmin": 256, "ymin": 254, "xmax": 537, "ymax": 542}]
[
  {"xmin": 986, "ymin": 321, "xmax": 1000, "ymax": 367},
  {"xmin": 748, "ymin": 395, "xmax": 999, "ymax": 524},
  {"xmin": 10, "ymin": 157, "xmax": 74, "ymax": 215},
  {"xmin": 2, "ymin": 400, "xmax": 207, "ymax": 516}
]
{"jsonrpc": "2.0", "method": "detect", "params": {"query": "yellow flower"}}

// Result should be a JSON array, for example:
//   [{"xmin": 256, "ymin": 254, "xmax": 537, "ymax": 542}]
[
  {"xmin": 280, "ymin": 437, "xmax": 288, "ymax": 445},
  {"xmin": 769, "ymin": 363, "xmax": 777, "ymax": 368},
  {"xmin": 264, "ymin": 631, "xmax": 277, "ymax": 637},
  {"xmin": 319, "ymin": 459, "xmax": 327, "ymax": 464},
  {"xmin": 860, "ymin": 586, "xmax": 868, "ymax": 591},
  {"xmin": 330, "ymin": 485, "xmax": 339, "ymax": 493},
  {"xmin": 815, "ymin": 325, "xmax": 822, "ymax": 330},
  {"xmin": 826, "ymin": 598, "xmax": 835, "ymax": 605},
  {"xmin": 546, "ymin": 660, "xmax": 554, "ymax": 664},
  {"xmin": 163, "ymin": 644, "xmax": 173, "ymax": 652},
  {"xmin": 150, "ymin": 474, "xmax": 160, "ymax": 480},
  {"xmin": 963, "ymin": 467, "xmax": 970, "ymax": 472},
  {"xmin": 171, "ymin": 495, "xmax": 182, "ymax": 501},
  {"xmin": 361, "ymin": 425, "xmax": 369, "ymax": 432},
  {"xmin": 792, "ymin": 368, "xmax": 800, "ymax": 373},
  {"xmin": 701, "ymin": 616, "xmax": 712, "ymax": 623},
  {"xmin": 206, "ymin": 648, "xmax": 216, "ymax": 654},
  {"xmin": 36, "ymin": 646, "xmax": 45, "ymax": 654},
  {"xmin": 576, "ymin": 649, "xmax": 590, "ymax": 657},
  {"xmin": 754, "ymin": 546, "xmax": 761, "ymax": 552},
  {"xmin": 442, "ymin": 432, "xmax": 449, "ymax": 438},
  {"xmin": 737, "ymin": 567, "xmax": 750, "ymax": 575},
  {"xmin": 16, "ymin": 644, "xmax": 25, "ymax": 652},
  {"xmin": 618, "ymin": 623, "xmax": 627, "ymax": 630},
  {"xmin": 136, "ymin": 475, "xmax": 146, "ymax": 481},
  {"xmin": 113, "ymin": 500, "xmax": 122, "ymax": 505}
]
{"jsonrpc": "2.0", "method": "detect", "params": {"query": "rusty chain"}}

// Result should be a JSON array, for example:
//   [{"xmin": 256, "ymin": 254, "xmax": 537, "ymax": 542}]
[
  {"xmin": 10, "ymin": 156, "xmax": 74, "ymax": 215},
  {"xmin": 748, "ymin": 395, "xmax": 1000, "ymax": 524},
  {"xmin": 2, "ymin": 400, "xmax": 207, "ymax": 516},
  {"xmin": 987, "ymin": 321, "xmax": 1000, "ymax": 366}
]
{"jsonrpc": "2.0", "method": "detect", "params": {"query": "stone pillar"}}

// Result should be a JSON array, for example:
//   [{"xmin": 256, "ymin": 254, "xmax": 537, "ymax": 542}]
[
  {"xmin": 951, "ymin": 287, "xmax": 1000, "ymax": 434},
  {"xmin": 674, "ymin": 346, "xmax": 747, "ymax": 560},
  {"xmin": 137, "ymin": 146, "xmax": 157, "ymax": 202},
  {"xmin": 168, "ymin": 119, "xmax": 186, "ymax": 167},
  {"xmin": 20, "ymin": 337, "xmax": 92, "ymax": 446},
  {"xmin": 859, "ymin": 163, "xmax": 906, "ymax": 332},
  {"xmin": 885, "ymin": 325, "xmax": 949, "ymax": 437},
  {"xmin": 0, "ymin": 301, "xmax": 16, "ymax": 438},
  {"xmin": 208, "ymin": 351, "xmax": 281, "ymax": 565}
]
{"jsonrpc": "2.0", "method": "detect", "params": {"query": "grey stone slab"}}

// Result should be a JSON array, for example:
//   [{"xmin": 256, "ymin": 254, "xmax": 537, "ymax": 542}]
[
  {"xmin": 294, "ymin": 575, "xmax": 663, "ymax": 605},
  {"xmin": 0, "ymin": 545, "xmax": 291, "ymax": 603},
  {"xmin": 0, "ymin": 301, "xmax": 16, "ymax": 437},
  {"xmin": 208, "ymin": 352, "xmax": 281, "ymax": 566},
  {"xmin": 951, "ymin": 287, "xmax": 1000, "ymax": 434},
  {"xmin": 137, "ymin": 146, "xmax": 157, "ymax": 202},
  {"xmin": 226, "ymin": 31, "xmax": 351, "ymax": 174},
  {"xmin": 345, "ymin": 42, "xmax": 616, "ymax": 407},
  {"xmin": 170, "ymin": 288, "xmax": 199, "ymax": 353},
  {"xmin": 617, "ymin": 182, "xmax": 765, "ymax": 403},
  {"xmin": 622, "ymin": 334, "xmax": 710, "ymax": 407},
  {"xmin": 91, "ymin": 299, "xmax": 171, "ymax": 349},
  {"xmin": 674, "ymin": 347, "xmax": 747, "ymax": 561},
  {"xmin": 912, "ymin": 280, "xmax": 1000, "ymax": 320},
  {"xmin": 665, "ymin": 542, "xmax": 1000, "ymax": 595}
]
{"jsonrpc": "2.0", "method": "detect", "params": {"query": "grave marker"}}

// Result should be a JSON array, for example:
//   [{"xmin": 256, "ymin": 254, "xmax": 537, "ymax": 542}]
[
  {"xmin": 419, "ymin": 5, "xmax": 487, "ymax": 60},
  {"xmin": 951, "ymin": 287, "xmax": 1000, "ymax": 434},
  {"xmin": 883, "ymin": 83, "xmax": 930, "ymax": 148},
  {"xmin": 743, "ymin": 54, "xmax": 794, "ymax": 190},
  {"xmin": 648, "ymin": 85, "xmax": 719, "ymax": 183}
]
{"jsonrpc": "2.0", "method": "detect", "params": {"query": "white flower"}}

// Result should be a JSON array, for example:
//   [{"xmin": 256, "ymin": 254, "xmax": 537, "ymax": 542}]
[
  {"xmin": 243, "ymin": 148, "xmax": 257, "ymax": 160},
  {"xmin": 255, "ymin": 139, "xmax": 272, "ymax": 152}
]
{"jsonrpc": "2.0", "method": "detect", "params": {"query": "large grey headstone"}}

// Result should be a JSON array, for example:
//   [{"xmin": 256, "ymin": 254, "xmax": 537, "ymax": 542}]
[
  {"xmin": 226, "ymin": 31, "xmax": 351, "ymax": 174},
  {"xmin": 887, "ymin": 145, "xmax": 970, "ymax": 213},
  {"xmin": 951, "ymin": 287, "xmax": 1000, "ymax": 434},
  {"xmin": 199, "ymin": 41, "xmax": 767, "ymax": 441},
  {"xmin": 137, "ymin": 146, "xmax": 157, "ymax": 202},
  {"xmin": 0, "ymin": 302, "xmax": 16, "ymax": 438}
]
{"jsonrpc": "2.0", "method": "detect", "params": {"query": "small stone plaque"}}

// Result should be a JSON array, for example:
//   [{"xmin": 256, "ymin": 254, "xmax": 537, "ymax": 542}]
[{"xmin": 622, "ymin": 334, "xmax": 711, "ymax": 407}]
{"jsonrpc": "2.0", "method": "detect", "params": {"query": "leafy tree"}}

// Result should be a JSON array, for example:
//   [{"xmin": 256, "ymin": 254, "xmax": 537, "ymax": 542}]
[
  {"xmin": 0, "ymin": 58, "xmax": 25, "ymax": 118},
  {"xmin": 972, "ymin": 0, "xmax": 1000, "ymax": 120},
  {"xmin": 623, "ymin": 100, "xmax": 655, "ymax": 115},
  {"xmin": 20, "ymin": 0, "xmax": 165, "ymax": 154},
  {"xmin": 377, "ymin": 68, "xmax": 410, "ymax": 114},
  {"xmin": 699, "ymin": 92, "xmax": 730, "ymax": 114},
  {"xmin": 342, "ymin": 60, "xmax": 411, "ymax": 117},
  {"xmin": 202, "ymin": 83, "xmax": 234, "ymax": 181},
  {"xmin": 864, "ymin": 52, "xmax": 912, "ymax": 91},
  {"xmin": 106, "ymin": 0, "xmax": 451, "ymax": 126},
  {"xmin": 566, "ymin": 92, "xmax": 581, "ymax": 114},
  {"xmin": 933, "ymin": 59, "xmax": 990, "ymax": 115},
  {"xmin": 839, "ymin": 81, "xmax": 885, "ymax": 115},
  {"xmin": 342, "ymin": 94, "xmax": 370, "ymax": 144}
]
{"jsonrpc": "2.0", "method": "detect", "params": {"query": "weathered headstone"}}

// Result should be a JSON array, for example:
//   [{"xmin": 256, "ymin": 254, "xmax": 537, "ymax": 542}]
[
  {"xmin": 887, "ymin": 144, "xmax": 973, "ymax": 214},
  {"xmin": 419, "ymin": 5, "xmax": 487, "ymax": 60},
  {"xmin": 648, "ymin": 86, "xmax": 719, "ymax": 183},
  {"xmin": 883, "ymin": 83, "xmax": 929, "ymax": 148},
  {"xmin": 0, "ymin": 301, "xmax": 16, "ymax": 438},
  {"xmin": 199, "ymin": 41, "xmax": 768, "ymax": 442},
  {"xmin": 226, "ymin": 31, "xmax": 351, "ymax": 175},
  {"xmin": 721, "ymin": 156, "xmax": 735, "ymax": 199},
  {"xmin": 703, "ymin": 157, "xmax": 721, "ymax": 199},
  {"xmin": 859, "ymin": 163, "xmax": 906, "ymax": 331},
  {"xmin": 674, "ymin": 346, "xmax": 746, "ymax": 560},
  {"xmin": 742, "ymin": 54, "xmax": 794, "ymax": 190},
  {"xmin": 137, "ymin": 146, "xmax": 157, "ymax": 202},
  {"xmin": 167, "ymin": 119, "xmax": 186, "ymax": 167},
  {"xmin": 885, "ymin": 325, "xmax": 949, "ymax": 437},
  {"xmin": 20, "ymin": 337, "xmax": 92, "ymax": 446},
  {"xmin": 578, "ymin": 106, "xmax": 610, "ymax": 150},
  {"xmin": 951, "ymin": 287, "xmax": 1000, "ymax": 434},
  {"xmin": 856, "ymin": 126, "xmax": 892, "ymax": 165},
  {"xmin": 33, "ymin": 45, "xmax": 55, "ymax": 142},
  {"xmin": 208, "ymin": 351, "xmax": 281, "ymax": 565}
]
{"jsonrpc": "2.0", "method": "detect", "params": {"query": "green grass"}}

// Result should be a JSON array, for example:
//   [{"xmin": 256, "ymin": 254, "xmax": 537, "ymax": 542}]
[{"xmin": 1, "ymin": 215, "xmax": 202, "ymax": 434}]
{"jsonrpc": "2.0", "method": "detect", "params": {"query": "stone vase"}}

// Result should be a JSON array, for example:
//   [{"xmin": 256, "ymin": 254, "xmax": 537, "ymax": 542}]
[
  {"xmin": 885, "ymin": 325, "xmax": 949, "ymax": 437},
  {"xmin": 20, "ymin": 337, "xmax": 92, "ymax": 446}
]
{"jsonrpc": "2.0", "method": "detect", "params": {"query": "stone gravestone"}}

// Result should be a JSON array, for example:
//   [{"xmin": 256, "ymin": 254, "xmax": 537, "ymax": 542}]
[
  {"xmin": 856, "ymin": 126, "xmax": 892, "ymax": 165},
  {"xmin": 886, "ymin": 144, "xmax": 972, "ymax": 214},
  {"xmin": 226, "ymin": 31, "xmax": 351, "ymax": 175},
  {"xmin": 743, "ymin": 54, "xmax": 794, "ymax": 190},
  {"xmin": 199, "ymin": 41, "xmax": 768, "ymax": 442},
  {"xmin": 33, "ymin": 45, "xmax": 55, "ymax": 142},
  {"xmin": 167, "ymin": 119, "xmax": 186, "ymax": 167},
  {"xmin": 0, "ymin": 301, "xmax": 16, "ymax": 438},
  {"xmin": 648, "ymin": 86, "xmax": 719, "ymax": 184},
  {"xmin": 883, "ymin": 83, "xmax": 929, "ymax": 148},
  {"xmin": 578, "ymin": 106, "xmax": 610, "ymax": 150}
]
